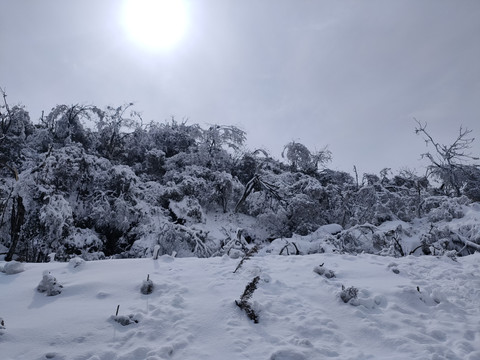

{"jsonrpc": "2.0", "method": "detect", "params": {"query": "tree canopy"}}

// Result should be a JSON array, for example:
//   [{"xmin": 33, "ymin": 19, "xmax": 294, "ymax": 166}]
[{"xmin": 1, "ymin": 94, "xmax": 479, "ymax": 261}]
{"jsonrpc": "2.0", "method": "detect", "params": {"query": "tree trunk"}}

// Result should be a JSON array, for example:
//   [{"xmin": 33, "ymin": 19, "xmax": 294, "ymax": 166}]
[{"xmin": 5, "ymin": 196, "xmax": 25, "ymax": 261}]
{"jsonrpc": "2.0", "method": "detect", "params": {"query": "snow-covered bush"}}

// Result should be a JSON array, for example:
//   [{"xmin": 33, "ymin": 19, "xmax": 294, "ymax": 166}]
[
  {"xmin": 63, "ymin": 228, "xmax": 104, "ymax": 260},
  {"xmin": 1, "ymin": 260, "xmax": 25, "ymax": 274},
  {"xmin": 425, "ymin": 196, "xmax": 468, "ymax": 222},
  {"xmin": 285, "ymin": 193, "xmax": 326, "ymax": 236},
  {"xmin": 68, "ymin": 257, "xmax": 86, "ymax": 269},
  {"xmin": 313, "ymin": 264, "xmax": 335, "ymax": 278},
  {"xmin": 169, "ymin": 197, "xmax": 204, "ymax": 224},
  {"xmin": 38, "ymin": 194, "xmax": 73, "ymax": 257},
  {"xmin": 339, "ymin": 285, "xmax": 359, "ymax": 303},
  {"xmin": 416, "ymin": 222, "xmax": 480, "ymax": 256},
  {"xmin": 0, "ymin": 104, "xmax": 32, "ymax": 169},
  {"xmin": 112, "ymin": 314, "xmax": 139, "ymax": 326},
  {"xmin": 140, "ymin": 275, "xmax": 154, "ymax": 295},
  {"xmin": 211, "ymin": 171, "xmax": 243, "ymax": 213},
  {"xmin": 142, "ymin": 148, "xmax": 166, "ymax": 180},
  {"xmin": 333, "ymin": 224, "xmax": 378, "ymax": 254},
  {"xmin": 257, "ymin": 208, "xmax": 292, "ymax": 238},
  {"xmin": 37, "ymin": 272, "xmax": 63, "ymax": 296},
  {"xmin": 462, "ymin": 166, "xmax": 480, "ymax": 201},
  {"xmin": 131, "ymin": 222, "xmax": 215, "ymax": 258}
]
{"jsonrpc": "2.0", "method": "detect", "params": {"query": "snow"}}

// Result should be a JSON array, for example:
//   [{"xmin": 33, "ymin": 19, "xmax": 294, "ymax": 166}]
[
  {"xmin": 1, "ymin": 260, "xmax": 25, "ymax": 275},
  {"xmin": 1, "ymin": 252, "xmax": 479, "ymax": 359}
]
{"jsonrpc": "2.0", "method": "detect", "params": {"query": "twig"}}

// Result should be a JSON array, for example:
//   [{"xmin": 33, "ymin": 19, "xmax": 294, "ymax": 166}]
[
  {"xmin": 279, "ymin": 241, "xmax": 300, "ymax": 255},
  {"xmin": 233, "ymin": 245, "xmax": 259, "ymax": 273}
]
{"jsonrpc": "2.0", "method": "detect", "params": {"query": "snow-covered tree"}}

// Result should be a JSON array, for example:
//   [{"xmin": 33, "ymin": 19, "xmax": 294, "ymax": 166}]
[
  {"xmin": 282, "ymin": 141, "xmax": 331, "ymax": 174},
  {"xmin": 415, "ymin": 119, "xmax": 480, "ymax": 199}
]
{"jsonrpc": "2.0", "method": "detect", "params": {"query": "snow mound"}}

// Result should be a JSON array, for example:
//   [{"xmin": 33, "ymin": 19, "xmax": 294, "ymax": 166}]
[
  {"xmin": 68, "ymin": 257, "xmax": 86, "ymax": 270},
  {"xmin": 1, "ymin": 260, "xmax": 25, "ymax": 275}
]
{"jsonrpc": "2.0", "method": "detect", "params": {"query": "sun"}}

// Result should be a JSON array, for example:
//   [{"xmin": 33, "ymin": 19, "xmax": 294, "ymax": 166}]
[{"xmin": 122, "ymin": 0, "xmax": 188, "ymax": 51}]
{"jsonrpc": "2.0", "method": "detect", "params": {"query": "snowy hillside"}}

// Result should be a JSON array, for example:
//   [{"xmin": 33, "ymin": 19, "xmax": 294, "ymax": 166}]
[{"xmin": 1, "ymin": 252, "xmax": 479, "ymax": 360}]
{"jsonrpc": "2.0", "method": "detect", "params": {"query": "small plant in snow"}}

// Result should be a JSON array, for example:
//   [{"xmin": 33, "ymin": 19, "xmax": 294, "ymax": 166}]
[
  {"xmin": 339, "ymin": 285, "xmax": 358, "ymax": 304},
  {"xmin": 444, "ymin": 250, "xmax": 458, "ymax": 261},
  {"xmin": 1, "ymin": 260, "xmax": 25, "ymax": 274},
  {"xmin": 37, "ymin": 271, "xmax": 63, "ymax": 296},
  {"xmin": 313, "ymin": 263, "xmax": 335, "ymax": 278},
  {"xmin": 111, "ymin": 305, "xmax": 139, "ymax": 326},
  {"xmin": 140, "ymin": 274, "xmax": 154, "ymax": 295},
  {"xmin": 112, "ymin": 314, "xmax": 139, "ymax": 326},
  {"xmin": 235, "ymin": 276, "xmax": 260, "ymax": 323}
]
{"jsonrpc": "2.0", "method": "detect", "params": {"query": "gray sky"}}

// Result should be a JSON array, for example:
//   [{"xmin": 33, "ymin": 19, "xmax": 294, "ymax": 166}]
[{"xmin": 1, "ymin": 0, "xmax": 479, "ymax": 175}]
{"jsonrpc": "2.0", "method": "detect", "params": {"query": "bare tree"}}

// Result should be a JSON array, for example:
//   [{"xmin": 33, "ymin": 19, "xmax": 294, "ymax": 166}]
[
  {"xmin": 0, "ymin": 87, "xmax": 13, "ymax": 137},
  {"xmin": 414, "ymin": 119, "xmax": 479, "ymax": 197}
]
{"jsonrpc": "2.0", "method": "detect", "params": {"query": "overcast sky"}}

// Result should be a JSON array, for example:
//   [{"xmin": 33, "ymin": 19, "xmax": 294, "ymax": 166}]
[{"xmin": 1, "ymin": 0, "xmax": 479, "ymax": 175}]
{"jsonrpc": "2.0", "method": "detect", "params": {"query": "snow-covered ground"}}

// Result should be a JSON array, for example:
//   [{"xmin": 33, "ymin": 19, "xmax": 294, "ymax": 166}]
[{"xmin": 1, "ymin": 251, "xmax": 479, "ymax": 360}]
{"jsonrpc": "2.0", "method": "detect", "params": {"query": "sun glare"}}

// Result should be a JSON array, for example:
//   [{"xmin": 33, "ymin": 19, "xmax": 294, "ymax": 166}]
[{"xmin": 122, "ymin": 0, "xmax": 188, "ymax": 51}]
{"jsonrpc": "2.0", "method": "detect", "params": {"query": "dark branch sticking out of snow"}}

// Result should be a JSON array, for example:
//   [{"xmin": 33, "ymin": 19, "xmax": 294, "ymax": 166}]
[
  {"xmin": 233, "ymin": 245, "xmax": 259, "ymax": 273},
  {"xmin": 235, "ymin": 276, "xmax": 260, "ymax": 323},
  {"xmin": 279, "ymin": 241, "xmax": 300, "ymax": 255}
]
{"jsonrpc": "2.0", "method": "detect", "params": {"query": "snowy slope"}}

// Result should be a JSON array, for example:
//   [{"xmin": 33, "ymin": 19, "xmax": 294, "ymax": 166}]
[{"xmin": 1, "ymin": 253, "xmax": 479, "ymax": 360}]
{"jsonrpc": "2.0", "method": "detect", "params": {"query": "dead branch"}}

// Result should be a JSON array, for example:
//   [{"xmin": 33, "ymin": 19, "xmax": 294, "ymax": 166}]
[
  {"xmin": 234, "ymin": 174, "xmax": 282, "ymax": 213},
  {"xmin": 233, "ymin": 245, "xmax": 259, "ymax": 273},
  {"xmin": 235, "ymin": 276, "xmax": 260, "ymax": 323}
]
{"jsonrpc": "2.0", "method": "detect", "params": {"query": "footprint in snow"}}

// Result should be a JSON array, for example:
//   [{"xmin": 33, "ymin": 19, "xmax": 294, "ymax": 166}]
[
  {"xmin": 270, "ymin": 349, "xmax": 307, "ymax": 360},
  {"xmin": 41, "ymin": 353, "xmax": 66, "ymax": 360}
]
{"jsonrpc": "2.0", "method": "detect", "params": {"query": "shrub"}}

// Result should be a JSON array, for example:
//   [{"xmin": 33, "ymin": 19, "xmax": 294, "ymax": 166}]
[
  {"xmin": 140, "ymin": 274, "xmax": 154, "ymax": 295},
  {"xmin": 339, "ymin": 285, "xmax": 358, "ymax": 303},
  {"xmin": 37, "ymin": 272, "xmax": 63, "ymax": 296},
  {"xmin": 111, "ymin": 314, "xmax": 139, "ymax": 326},
  {"xmin": 313, "ymin": 264, "xmax": 335, "ymax": 279}
]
